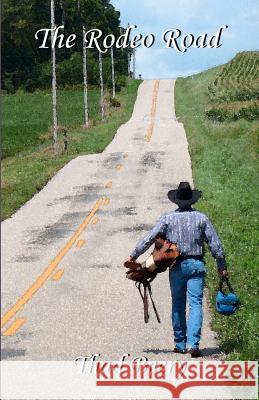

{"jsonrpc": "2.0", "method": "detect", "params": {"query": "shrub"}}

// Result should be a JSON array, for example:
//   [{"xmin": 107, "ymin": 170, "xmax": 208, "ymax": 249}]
[
  {"xmin": 115, "ymin": 74, "xmax": 127, "ymax": 91},
  {"xmin": 56, "ymin": 53, "xmax": 82, "ymax": 86},
  {"xmin": 109, "ymin": 96, "xmax": 120, "ymax": 107},
  {"xmin": 39, "ymin": 62, "xmax": 52, "ymax": 89},
  {"xmin": 3, "ymin": 73, "xmax": 17, "ymax": 94}
]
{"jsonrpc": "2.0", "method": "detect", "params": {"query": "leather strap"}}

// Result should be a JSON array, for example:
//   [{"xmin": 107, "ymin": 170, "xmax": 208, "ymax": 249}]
[
  {"xmin": 147, "ymin": 283, "xmax": 161, "ymax": 323},
  {"xmin": 136, "ymin": 282, "xmax": 149, "ymax": 323},
  {"xmin": 218, "ymin": 276, "xmax": 234, "ymax": 293},
  {"xmin": 136, "ymin": 281, "xmax": 161, "ymax": 323}
]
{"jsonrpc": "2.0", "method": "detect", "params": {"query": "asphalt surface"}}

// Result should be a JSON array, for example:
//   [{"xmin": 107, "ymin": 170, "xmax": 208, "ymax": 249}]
[{"xmin": 1, "ymin": 79, "xmax": 223, "ymax": 361}]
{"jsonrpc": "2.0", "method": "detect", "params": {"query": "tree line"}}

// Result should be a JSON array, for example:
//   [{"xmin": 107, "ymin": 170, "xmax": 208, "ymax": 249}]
[{"xmin": 2, "ymin": 0, "xmax": 131, "ymax": 93}]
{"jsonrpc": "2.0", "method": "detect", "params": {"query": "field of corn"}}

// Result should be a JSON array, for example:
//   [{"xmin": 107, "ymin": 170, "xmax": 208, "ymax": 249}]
[{"xmin": 206, "ymin": 51, "xmax": 259, "ymax": 121}]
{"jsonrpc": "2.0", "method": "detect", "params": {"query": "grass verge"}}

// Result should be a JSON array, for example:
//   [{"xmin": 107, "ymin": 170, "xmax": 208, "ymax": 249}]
[
  {"xmin": 2, "ymin": 79, "xmax": 141, "ymax": 220},
  {"xmin": 175, "ymin": 68, "xmax": 259, "ymax": 360},
  {"xmin": 2, "ymin": 86, "xmax": 101, "ymax": 158}
]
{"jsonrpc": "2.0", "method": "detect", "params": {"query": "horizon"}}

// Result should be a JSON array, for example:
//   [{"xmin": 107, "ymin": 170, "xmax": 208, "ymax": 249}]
[{"xmin": 111, "ymin": 0, "xmax": 259, "ymax": 79}]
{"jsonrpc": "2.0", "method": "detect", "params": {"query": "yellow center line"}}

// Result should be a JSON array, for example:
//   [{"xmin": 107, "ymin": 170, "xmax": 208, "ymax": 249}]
[
  {"xmin": 76, "ymin": 239, "xmax": 86, "ymax": 248},
  {"xmin": 116, "ymin": 164, "xmax": 123, "ymax": 171},
  {"xmin": 52, "ymin": 269, "xmax": 64, "ymax": 281},
  {"xmin": 103, "ymin": 197, "xmax": 110, "ymax": 206},
  {"xmin": 1, "ymin": 198, "xmax": 104, "ymax": 328},
  {"xmin": 3, "ymin": 318, "xmax": 26, "ymax": 336},
  {"xmin": 146, "ymin": 80, "xmax": 160, "ymax": 142},
  {"xmin": 91, "ymin": 217, "xmax": 99, "ymax": 225},
  {"xmin": 105, "ymin": 181, "xmax": 112, "ymax": 188}
]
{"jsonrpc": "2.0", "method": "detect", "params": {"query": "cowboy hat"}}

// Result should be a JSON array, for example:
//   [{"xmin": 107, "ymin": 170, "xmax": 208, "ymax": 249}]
[{"xmin": 168, "ymin": 181, "xmax": 202, "ymax": 207}]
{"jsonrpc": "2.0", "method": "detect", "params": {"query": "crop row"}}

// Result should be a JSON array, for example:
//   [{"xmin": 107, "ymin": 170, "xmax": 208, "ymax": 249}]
[
  {"xmin": 208, "ymin": 52, "xmax": 259, "ymax": 104},
  {"xmin": 206, "ymin": 100, "xmax": 259, "ymax": 122}
]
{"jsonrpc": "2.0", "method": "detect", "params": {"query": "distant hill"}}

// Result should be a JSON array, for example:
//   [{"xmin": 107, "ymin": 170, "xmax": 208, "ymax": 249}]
[{"xmin": 206, "ymin": 51, "xmax": 259, "ymax": 121}]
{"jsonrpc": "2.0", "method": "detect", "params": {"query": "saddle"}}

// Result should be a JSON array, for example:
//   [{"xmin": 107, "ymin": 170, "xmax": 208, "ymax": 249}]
[{"xmin": 124, "ymin": 243, "xmax": 180, "ymax": 323}]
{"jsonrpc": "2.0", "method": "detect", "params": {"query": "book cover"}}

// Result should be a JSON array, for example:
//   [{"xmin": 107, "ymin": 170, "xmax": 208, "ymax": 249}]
[{"xmin": 1, "ymin": 0, "xmax": 258, "ymax": 398}]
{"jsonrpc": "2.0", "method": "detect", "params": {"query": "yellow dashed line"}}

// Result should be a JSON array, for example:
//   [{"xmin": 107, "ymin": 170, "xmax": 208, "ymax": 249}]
[
  {"xmin": 103, "ymin": 198, "xmax": 110, "ymax": 206},
  {"xmin": 146, "ymin": 80, "xmax": 160, "ymax": 142},
  {"xmin": 76, "ymin": 239, "xmax": 85, "ymax": 249},
  {"xmin": 105, "ymin": 181, "xmax": 112, "ymax": 188},
  {"xmin": 116, "ymin": 164, "xmax": 123, "ymax": 171},
  {"xmin": 52, "ymin": 269, "xmax": 64, "ymax": 281},
  {"xmin": 1, "ymin": 198, "xmax": 104, "ymax": 328},
  {"xmin": 3, "ymin": 318, "xmax": 26, "ymax": 336},
  {"xmin": 92, "ymin": 217, "xmax": 99, "ymax": 225}
]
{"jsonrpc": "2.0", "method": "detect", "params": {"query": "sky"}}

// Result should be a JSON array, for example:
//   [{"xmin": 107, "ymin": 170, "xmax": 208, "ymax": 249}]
[{"xmin": 111, "ymin": 0, "xmax": 259, "ymax": 79}]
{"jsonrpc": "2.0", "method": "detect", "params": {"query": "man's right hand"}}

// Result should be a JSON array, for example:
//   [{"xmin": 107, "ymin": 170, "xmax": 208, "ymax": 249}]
[{"xmin": 125, "ymin": 256, "xmax": 136, "ymax": 264}]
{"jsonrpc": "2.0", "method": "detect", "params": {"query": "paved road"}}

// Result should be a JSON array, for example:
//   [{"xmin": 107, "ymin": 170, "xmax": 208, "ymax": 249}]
[{"xmin": 1, "ymin": 80, "xmax": 223, "ymax": 361}]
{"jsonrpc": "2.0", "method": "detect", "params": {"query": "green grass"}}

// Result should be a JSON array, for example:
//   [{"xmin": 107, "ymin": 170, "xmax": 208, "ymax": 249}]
[
  {"xmin": 2, "ymin": 86, "xmax": 100, "ymax": 158},
  {"xmin": 207, "ymin": 51, "xmax": 259, "ymax": 121},
  {"xmin": 175, "ymin": 67, "xmax": 259, "ymax": 360},
  {"xmin": 2, "ymin": 79, "xmax": 141, "ymax": 220}
]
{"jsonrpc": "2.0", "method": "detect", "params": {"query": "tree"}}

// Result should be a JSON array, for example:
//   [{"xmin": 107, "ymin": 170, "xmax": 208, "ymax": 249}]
[{"xmin": 2, "ymin": 0, "xmax": 131, "ymax": 92}]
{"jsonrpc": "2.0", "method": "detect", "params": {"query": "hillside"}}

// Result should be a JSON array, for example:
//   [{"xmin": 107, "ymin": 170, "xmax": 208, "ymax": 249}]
[
  {"xmin": 206, "ymin": 51, "xmax": 259, "ymax": 121},
  {"xmin": 3, "ymin": 87, "xmax": 101, "ymax": 158},
  {"xmin": 175, "ymin": 59, "xmax": 258, "ymax": 360},
  {"xmin": 2, "ymin": 80, "xmax": 141, "ymax": 220}
]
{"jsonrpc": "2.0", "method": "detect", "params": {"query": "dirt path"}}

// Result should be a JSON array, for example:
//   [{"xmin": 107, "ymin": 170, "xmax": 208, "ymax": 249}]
[{"xmin": 1, "ymin": 80, "xmax": 223, "ymax": 361}]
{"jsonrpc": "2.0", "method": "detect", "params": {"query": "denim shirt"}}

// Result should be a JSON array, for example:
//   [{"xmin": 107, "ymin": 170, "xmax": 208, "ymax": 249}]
[{"xmin": 131, "ymin": 207, "xmax": 226, "ymax": 270}]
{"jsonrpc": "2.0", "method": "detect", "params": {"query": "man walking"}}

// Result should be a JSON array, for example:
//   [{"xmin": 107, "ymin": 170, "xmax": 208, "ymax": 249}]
[{"xmin": 127, "ymin": 182, "xmax": 228, "ymax": 357}]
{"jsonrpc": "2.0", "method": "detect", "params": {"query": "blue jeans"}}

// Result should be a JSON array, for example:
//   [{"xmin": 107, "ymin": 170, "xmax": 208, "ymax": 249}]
[{"xmin": 169, "ymin": 258, "xmax": 206, "ymax": 350}]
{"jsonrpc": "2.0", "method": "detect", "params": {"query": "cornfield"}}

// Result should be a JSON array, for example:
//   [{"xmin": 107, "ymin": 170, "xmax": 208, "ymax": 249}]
[{"xmin": 206, "ymin": 51, "xmax": 259, "ymax": 121}]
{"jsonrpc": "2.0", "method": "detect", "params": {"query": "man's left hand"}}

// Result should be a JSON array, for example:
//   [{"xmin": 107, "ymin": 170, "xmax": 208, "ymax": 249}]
[{"xmin": 219, "ymin": 269, "xmax": 228, "ymax": 278}]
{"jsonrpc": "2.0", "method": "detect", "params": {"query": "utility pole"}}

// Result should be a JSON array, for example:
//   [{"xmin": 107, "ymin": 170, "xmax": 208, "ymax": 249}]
[
  {"xmin": 128, "ymin": 50, "xmax": 131, "ymax": 77},
  {"xmin": 127, "ymin": 23, "xmax": 131, "ymax": 77},
  {"xmin": 111, "ymin": 46, "xmax": 115, "ymax": 98},
  {"xmin": 78, "ymin": 0, "xmax": 89, "ymax": 127},
  {"xmin": 133, "ymin": 48, "xmax": 136, "ymax": 79},
  {"xmin": 51, "ymin": 0, "xmax": 58, "ymax": 153},
  {"xmin": 99, "ymin": 51, "xmax": 105, "ymax": 120},
  {"xmin": 119, "ymin": 27, "xmax": 123, "ymax": 54},
  {"xmin": 82, "ymin": 25, "xmax": 89, "ymax": 127}
]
